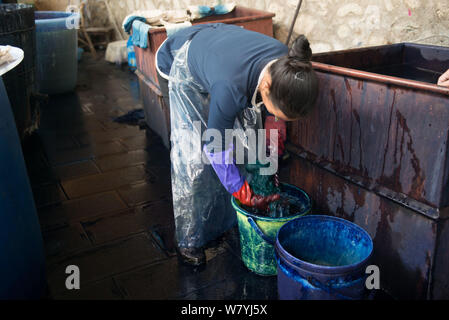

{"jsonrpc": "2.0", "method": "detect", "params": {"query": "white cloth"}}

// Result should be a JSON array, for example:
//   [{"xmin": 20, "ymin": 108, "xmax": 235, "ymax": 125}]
[
  {"xmin": 122, "ymin": 3, "xmax": 236, "ymax": 31},
  {"xmin": 122, "ymin": 9, "xmax": 191, "ymax": 30},
  {"xmin": 105, "ymin": 40, "xmax": 128, "ymax": 64},
  {"xmin": 0, "ymin": 46, "xmax": 14, "ymax": 66},
  {"xmin": 161, "ymin": 20, "xmax": 193, "ymax": 37}
]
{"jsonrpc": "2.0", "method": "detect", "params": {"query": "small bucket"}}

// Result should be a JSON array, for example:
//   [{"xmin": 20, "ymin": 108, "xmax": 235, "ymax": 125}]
[
  {"xmin": 231, "ymin": 183, "xmax": 311, "ymax": 276},
  {"xmin": 275, "ymin": 215, "xmax": 373, "ymax": 300}
]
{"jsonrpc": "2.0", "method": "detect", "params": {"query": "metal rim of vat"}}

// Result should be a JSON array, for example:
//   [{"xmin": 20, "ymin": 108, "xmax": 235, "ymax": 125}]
[{"xmin": 312, "ymin": 43, "xmax": 449, "ymax": 97}]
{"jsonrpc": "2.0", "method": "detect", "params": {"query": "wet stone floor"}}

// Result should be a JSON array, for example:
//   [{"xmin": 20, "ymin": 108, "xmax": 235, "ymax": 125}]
[{"xmin": 22, "ymin": 54, "xmax": 277, "ymax": 300}]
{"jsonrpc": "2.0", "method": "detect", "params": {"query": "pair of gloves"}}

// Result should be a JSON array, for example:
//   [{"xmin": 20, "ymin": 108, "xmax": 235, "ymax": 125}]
[{"xmin": 232, "ymin": 116, "xmax": 286, "ymax": 211}]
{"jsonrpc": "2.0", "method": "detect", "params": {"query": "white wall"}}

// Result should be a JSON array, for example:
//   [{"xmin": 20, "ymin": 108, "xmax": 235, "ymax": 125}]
[{"xmin": 32, "ymin": 0, "xmax": 449, "ymax": 53}]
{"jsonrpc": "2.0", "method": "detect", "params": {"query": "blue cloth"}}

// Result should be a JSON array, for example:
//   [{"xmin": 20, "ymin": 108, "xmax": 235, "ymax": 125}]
[
  {"xmin": 131, "ymin": 20, "xmax": 151, "ymax": 49},
  {"xmin": 157, "ymin": 23, "xmax": 288, "ymax": 148},
  {"xmin": 123, "ymin": 16, "xmax": 147, "ymax": 34},
  {"xmin": 196, "ymin": 5, "xmax": 215, "ymax": 18},
  {"xmin": 214, "ymin": 4, "xmax": 233, "ymax": 15},
  {"xmin": 126, "ymin": 37, "xmax": 136, "ymax": 70},
  {"xmin": 194, "ymin": 4, "xmax": 234, "ymax": 18}
]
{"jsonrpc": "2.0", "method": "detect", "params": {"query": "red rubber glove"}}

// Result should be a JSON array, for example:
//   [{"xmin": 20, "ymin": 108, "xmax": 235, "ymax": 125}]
[
  {"xmin": 233, "ymin": 180, "xmax": 253, "ymax": 207},
  {"xmin": 233, "ymin": 181, "xmax": 281, "ymax": 211},
  {"xmin": 265, "ymin": 115, "xmax": 287, "ymax": 157}
]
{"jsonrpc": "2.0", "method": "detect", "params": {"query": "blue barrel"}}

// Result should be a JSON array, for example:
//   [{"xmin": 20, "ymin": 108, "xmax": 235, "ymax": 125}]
[
  {"xmin": 35, "ymin": 11, "xmax": 79, "ymax": 95},
  {"xmin": 0, "ymin": 4, "xmax": 36, "ymax": 140},
  {"xmin": 0, "ymin": 77, "xmax": 46, "ymax": 299},
  {"xmin": 275, "ymin": 215, "xmax": 373, "ymax": 300}
]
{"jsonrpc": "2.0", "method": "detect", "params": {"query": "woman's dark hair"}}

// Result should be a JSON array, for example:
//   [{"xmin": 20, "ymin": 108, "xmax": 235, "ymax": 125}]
[{"xmin": 268, "ymin": 35, "xmax": 319, "ymax": 119}]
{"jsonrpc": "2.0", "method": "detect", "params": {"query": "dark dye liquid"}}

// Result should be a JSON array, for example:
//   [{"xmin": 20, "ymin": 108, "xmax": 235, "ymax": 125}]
[
  {"xmin": 366, "ymin": 64, "xmax": 442, "ymax": 84},
  {"xmin": 241, "ymin": 191, "xmax": 307, "ymax": 219}
]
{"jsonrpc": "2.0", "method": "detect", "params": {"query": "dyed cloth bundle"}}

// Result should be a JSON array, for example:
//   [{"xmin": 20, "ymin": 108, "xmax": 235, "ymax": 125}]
[
  {"xmin": 130, "ymin": 20, "xmax": 152, "ymax": 48},
  {"xmin": 245, "ymin": 162, "xmax": 305, "ymax": 218},
  {"xmin": 246, "ymin": 162, "xmax": 280, "ymax": 197},
  {"xmin": 188, "ymin": 3, "xmax": 236, "ymax": 20}
]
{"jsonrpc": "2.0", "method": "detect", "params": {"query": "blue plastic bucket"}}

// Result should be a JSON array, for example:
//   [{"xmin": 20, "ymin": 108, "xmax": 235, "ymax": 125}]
[
  {"xmin": 35, "ymin": 11, "xmax": 79, "ymax": 94},
  {"xmin": 0, "ymin": 77, "xmax": 46, "ymax": 299},
  {"xmin": 275, "ymin": 215, "xmax": 373, "ymax": 300}
]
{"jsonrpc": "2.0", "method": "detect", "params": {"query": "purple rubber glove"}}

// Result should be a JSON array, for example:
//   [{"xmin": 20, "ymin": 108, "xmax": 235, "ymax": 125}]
[{"xmin": 203, "ymin": 144, "xmax": 245, "ymax": 194}]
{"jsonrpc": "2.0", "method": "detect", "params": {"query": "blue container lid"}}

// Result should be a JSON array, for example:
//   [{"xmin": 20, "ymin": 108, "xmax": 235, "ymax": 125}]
[{"xmin": 35, "ymin": 11, "xmax": 80, "ymax": 32}]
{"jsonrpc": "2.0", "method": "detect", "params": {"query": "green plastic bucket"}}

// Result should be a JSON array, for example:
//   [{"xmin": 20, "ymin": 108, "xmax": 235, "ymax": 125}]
[{"xmin": 231, "ymin": 183, "xmax": 311, "ymax": 276}]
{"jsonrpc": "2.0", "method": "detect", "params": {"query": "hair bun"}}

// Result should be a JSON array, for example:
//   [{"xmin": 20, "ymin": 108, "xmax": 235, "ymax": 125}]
[{"xmin": 288, "ymin": 34, "xmax": 312, "ymax": 63}]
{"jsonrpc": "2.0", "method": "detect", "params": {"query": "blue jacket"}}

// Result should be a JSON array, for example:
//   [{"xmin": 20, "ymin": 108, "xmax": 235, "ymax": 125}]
[{"xmin": 157, "ymin": 23, "xmax": 288, "ymax": 194}]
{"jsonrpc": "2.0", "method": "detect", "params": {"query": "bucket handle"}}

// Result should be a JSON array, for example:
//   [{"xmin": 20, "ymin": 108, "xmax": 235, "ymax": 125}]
[{"xmin": 247, "ymin": 217, "xmax": 275, "ymax": 245}]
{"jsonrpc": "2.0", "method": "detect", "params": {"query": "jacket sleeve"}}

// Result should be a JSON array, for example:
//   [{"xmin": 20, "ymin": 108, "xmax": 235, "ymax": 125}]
[
  {"xmin": 204, "ymin": 82, "xmax": 247, "ymax": 194},
  {"xmin": 203, "ymin": 144, "xmax": 245, "ymax": 194}
]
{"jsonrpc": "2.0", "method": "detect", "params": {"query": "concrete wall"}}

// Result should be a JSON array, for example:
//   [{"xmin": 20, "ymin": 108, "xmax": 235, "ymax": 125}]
[{"xmin": 30, "ymin": 0, "xmax": 449, "ymax": 53}]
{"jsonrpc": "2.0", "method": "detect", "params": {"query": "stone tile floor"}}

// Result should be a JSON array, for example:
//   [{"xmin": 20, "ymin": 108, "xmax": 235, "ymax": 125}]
[
  {"xmin": 22, "ymin": 55, "xmax": 278, "ymax": 300},
  {"xmin": 22, "ymin": 54, "xmax": 394, "ymax": 301}
]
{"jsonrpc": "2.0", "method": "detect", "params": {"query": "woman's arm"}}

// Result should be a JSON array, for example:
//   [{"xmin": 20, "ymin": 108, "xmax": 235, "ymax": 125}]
[
  {"xmin": 204, "ymin": 146, "xmax": 279, "ymax": 210},
  {"xmin": 205, "ymin": 83, "xmax": 280, "ymax": 210}
]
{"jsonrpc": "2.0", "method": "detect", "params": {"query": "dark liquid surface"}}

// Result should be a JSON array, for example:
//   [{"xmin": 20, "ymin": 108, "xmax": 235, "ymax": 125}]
[
  {"xmin": 366, "ymin": 64, "xmax": 442, "ymax": 84},
  {"xmin": 241, "ymin": 191, "xmax": 307, "ymax": 218}
]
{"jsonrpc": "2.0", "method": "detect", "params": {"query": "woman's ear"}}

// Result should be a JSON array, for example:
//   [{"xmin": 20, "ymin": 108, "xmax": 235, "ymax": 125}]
[{"xmin": 260, "ymin": 78, "xmax": 271, "ymax": 96}]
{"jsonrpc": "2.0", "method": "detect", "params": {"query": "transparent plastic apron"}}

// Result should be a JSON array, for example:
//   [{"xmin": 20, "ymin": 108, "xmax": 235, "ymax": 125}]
[{"xmin": 167, "ymin": 40, "xmax": 263, "ymax": 248}]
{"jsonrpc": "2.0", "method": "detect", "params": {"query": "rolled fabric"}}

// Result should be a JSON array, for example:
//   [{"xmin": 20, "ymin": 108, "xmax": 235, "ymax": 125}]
[
  {"xmin": 123, "ymin": 16, "xmax": 147, "ymax": 34},
  {"xmin": 188, "ymin": 2, "xmax": 236, "ymax": 20},
  {"xmin": 203, "ymin": 144, "xmax": 245, "ymax": 194},
  {"xmin": 214, "ymin": 3, "xmax": 236, "ymax": 15},
  {"xmin": 131, "ymin": 20, "xmax": 152, "ymax": 48}
]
